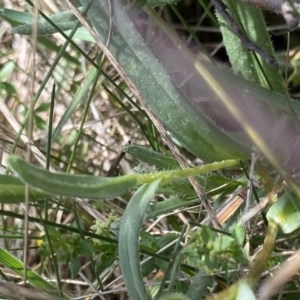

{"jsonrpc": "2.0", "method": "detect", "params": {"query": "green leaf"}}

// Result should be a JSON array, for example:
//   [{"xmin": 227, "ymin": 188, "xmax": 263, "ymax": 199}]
[
  {"xmin": 95, "ymin": 250, "xmax": 117, "ymax": 272},
  {"xmin": 186, "ymin": 271, "xmax": 213, "ymax": 300},
  {"xmin": 57, "ymin": 248, "xmax": 69, "ymax": 263},
  {"xmin": 231, "ymin": 224, "xmax": 245, "ymax": 246},
  {"xmin": 46, "ymin": 226, "xmax": 62, "ymax": 241},
  {"xmin": 267, "ymin": 191, "xmax": 300, "ymax": 234},
  {"xmin": 140, "ymin": 231, "xmax": 158, "ymax": 251},
  {"xmin": 37, "ymin": 36, "xmax": 79, "ymax": 64},
  {"xmin": 284, "ymin": 281, "xmax": 300, "ymax": 300},
  {"xmin": 37, "ymin": 245, "xmax": 51, "ymax": 256},
  {"xmin": 43, "ymin": 8, "xmax": 80, "ymax": 23},
  {"xmin": 0, "ymin": 175, "xmax": 49, "ymax": 203},
  {"xmin": 0, "ymin": 61, "xmax": 15, "ymax": 81},
  {"xmin": 128, "ymin": 0, "xmax": 147, "ymax": 18},
  {"xmin": 124, "ymin": 145, "xmax": 179, "ymax": 169},
  {"xmin": 175, "ymin": 281, "xmax": 189, "ymax": 294},
  {"xmin": 204, "ymin": 253, "xmax": 216, "ymax": 270},
  {"xmin": 64, "ymin": 27, "xmax": 94, "ymax": 42},
  {"xmin": 157, "ymin": 233, "xmax": 178, "ymax": 249},
  {"xmin": 0, "ymin": 82, "xmax": 17, "ymax": 95},
  {"xmin": 0, "ymin": 8, "xmax": 33, "ymax": 25},
  {"xmin": 12, "ymin": 8, "xmax": 83, "ymax": 36},
  {"xmin": 80, "ymin": 0, "xmax": 251, "ymax": 162},
  {"xmin": 76, "ymin": 239, "xmax": 94, "ymax": 256},
  {"xmin": 51, "ymin": 66, "xmax": 99, "ymax": 144},
  {"xmin": 146, "ymin": 196, "xmax": 198, "ymax": 219},
  {"xmin": 7, "ymin": 155, "xmax": 137, "ymax": 199},
  {"xmin": 216, "ymin": 0, "xmax": 285, "ymax": 93},
  {"xmin": 70, "ymin": 252, "xmax": 80, "ymax": 278},
  {"xmin": 118, "ymin": 180, "xmax": 161, "ymax": 300},
  {"xmin": 201, "ymin": 226, "xmax": 214, "ymax": 245},
  {"xmin": 234, "ymin": 248, "xmax": 248, "ymax": 264},
  {"xmin": 0, "ymin": 247, "xmax": 68, "ymax": 298},
  {"xmin": 141, "ymin": 257, "xmax": 156, "ymax": 277},
  {"xmin": 13, "ymin": 20, "xmax": 78, "ymax": 36},
  {"xmin": 213, "ymin": 236, "xmax": 235, "ymax": 253},
  {"xmin": 35, "ymin": 102, "xmax": 51, "ymax": 112},
  {"xmin": 34, "ymin": 114, "xmax": 48, "ymax": 130}
]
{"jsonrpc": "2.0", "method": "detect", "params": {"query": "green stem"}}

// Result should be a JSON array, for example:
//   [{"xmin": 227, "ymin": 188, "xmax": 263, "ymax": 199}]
[
  {"xmin": 136, "ymin": 159, "xmax": 239, "ymax": 185},
  {"xmin": 246, "ymin": 221, "xmax": 278, "ymax": 286}
]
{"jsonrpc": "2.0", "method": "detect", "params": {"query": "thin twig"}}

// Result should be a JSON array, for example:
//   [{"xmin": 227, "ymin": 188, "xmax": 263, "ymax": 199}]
[{"xmin": 211, "ymin": 0, "xmax": 277, "ymax": 66}]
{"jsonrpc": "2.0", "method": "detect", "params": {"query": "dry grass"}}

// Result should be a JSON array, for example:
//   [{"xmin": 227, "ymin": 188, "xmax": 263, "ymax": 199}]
[
  {"xmin": 0, "ymin": 1, "xmax": 153, "ymax": 298},
  {"xmin": 2, "ymin": 1, "xmax": 300, "ymax": 299}
]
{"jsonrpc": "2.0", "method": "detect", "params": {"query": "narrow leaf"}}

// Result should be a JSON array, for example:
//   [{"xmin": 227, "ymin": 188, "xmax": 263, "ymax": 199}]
[
  {"xmin": 0, "ymin": 247, "xmax": 68, "ymax": 298},
  {"xmin": 7, "ymin": 155, "xmax": 137, "ymax": 199},
  {"xmin": 79, "ymin": 0, "xmax": 251, "ymax": 162},
  {"xmin": 0, "ymin": 8, "xmax": 33, "ymax": 25},
  {"xmin": 124, "ymin": 145, "xmax": 179, "ymax": 169},
  {"xmin": 119, "ymin": 180, "xmax": 161, "ymax": 299},
  {"xmin": 0, "ymin": 175, "xmax": 48, "ymax": 203},
  {"xmin": 12, "ymin": 8, "xmax": 83, "ymax": 36},
  {"xmin": 13, "ymin": 21, "xmax": 78, "ymax": 36}
]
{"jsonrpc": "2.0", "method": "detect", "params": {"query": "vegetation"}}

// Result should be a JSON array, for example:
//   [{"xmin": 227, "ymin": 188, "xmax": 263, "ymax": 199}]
[{"xmin": 0, "ymin": 0, "xmax": 300, "ymax": 299}]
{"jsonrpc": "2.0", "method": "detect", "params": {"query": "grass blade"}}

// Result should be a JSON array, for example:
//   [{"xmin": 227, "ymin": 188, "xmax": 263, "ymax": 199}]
[
  {"xmin": 7, "ymin": 155, "xmax": 137, "ymax": 199},
  {"xmin": 119, "ymin": 180, "xmax": 161, "ymax": 299}
]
